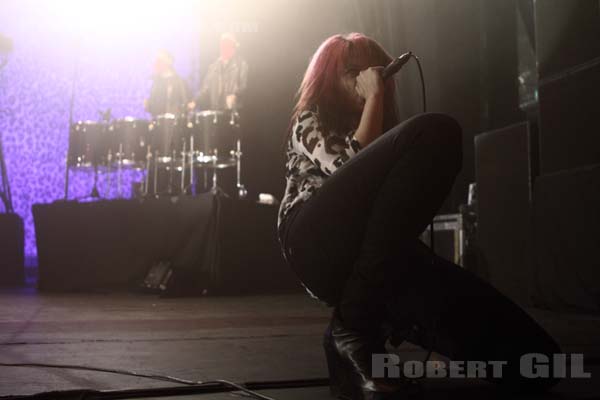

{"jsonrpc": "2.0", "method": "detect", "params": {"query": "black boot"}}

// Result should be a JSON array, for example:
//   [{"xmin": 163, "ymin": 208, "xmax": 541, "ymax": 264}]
[
  {"xmin": 323, "ymin": 309, "xmax": 421, "ymax": 400},
  {"xmin": 383, "ymin": 249, "xmax": 562, "ymax": 394}
]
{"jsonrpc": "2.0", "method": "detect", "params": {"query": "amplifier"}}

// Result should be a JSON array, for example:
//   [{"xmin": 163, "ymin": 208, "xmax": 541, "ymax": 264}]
[
  {"xmin": 0, "ymin": 213, "xmax": 24, "ymax": 286},
  {"xmin": 420, "ymin": 213, "xmax": 464, "ymax": 267}
]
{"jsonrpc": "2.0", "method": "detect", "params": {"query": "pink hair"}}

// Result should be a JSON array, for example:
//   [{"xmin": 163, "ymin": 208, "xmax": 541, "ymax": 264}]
[{"xmin": 290, "ymin": 33, "xmax": 398, "ymax": 136}]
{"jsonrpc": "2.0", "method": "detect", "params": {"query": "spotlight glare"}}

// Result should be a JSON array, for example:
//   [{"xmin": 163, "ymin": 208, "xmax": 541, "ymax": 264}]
[{"xmin": 47, "ymin": 0, "xmax": 199, "ymax": 40}]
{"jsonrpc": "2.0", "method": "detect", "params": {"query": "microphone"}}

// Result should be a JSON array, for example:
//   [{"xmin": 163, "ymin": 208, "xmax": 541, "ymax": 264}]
[{"xmin": 381, "ymin": 52, "xmax": 412, "ymax": 80}]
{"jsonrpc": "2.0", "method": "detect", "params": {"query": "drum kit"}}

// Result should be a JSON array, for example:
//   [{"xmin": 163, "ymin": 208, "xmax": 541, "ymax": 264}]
[{"xmin": 65, "ymin": 110, "xmax": 247, "ymax": 199}]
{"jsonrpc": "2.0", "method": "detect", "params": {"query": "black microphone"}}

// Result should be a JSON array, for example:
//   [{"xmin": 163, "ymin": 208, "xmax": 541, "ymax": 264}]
[{"xmin": 381, "ymin": 52, "xmax": 412, "ymax": 80}]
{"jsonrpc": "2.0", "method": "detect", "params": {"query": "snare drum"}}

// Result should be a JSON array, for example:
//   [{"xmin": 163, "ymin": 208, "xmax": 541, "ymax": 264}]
[
  {"xmin": 109, "ymin": 117, "xmax": 149, "ymax": 168},
  {"xmin": 68, "ymin": 121, "xmax": 110, "ymax": 168},
  {"xmin": 189, "ymin": 110, "xmax": 240, "ymax": 168},
  {"xmin": 148, "ymin": 113, "xmax": 185, "ymax": 164}
]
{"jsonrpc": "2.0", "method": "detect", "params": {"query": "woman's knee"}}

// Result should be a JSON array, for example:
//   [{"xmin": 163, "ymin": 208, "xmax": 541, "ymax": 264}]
[
  {"xmin": 418, "ymin": 113, "xmax": 462, "ymax": 149},
  {"xmin": 390, "ymin": 113, "xmax": 461, "ymax": 149},
  {"xmin": 391, "ymin": 112, "xmax": 462, "ymax": 169}
]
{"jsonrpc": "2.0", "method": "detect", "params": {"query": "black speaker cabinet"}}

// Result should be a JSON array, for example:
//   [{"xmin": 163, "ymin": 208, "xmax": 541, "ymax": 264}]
[
  {"xmin": 534, "ymin": 0, "xmax": 600, "ymax": 79},
  {"xmin": 0, "ymin": 213, "xmax": 25, "ymax": 286},
  {"xmin": 532, "ymin": 164, "xmax": 600, "ymax": 312},
  {"xmin": 538, "ymin": 62, "xmax": 600, "ymax": 174},
  {"xmin": 475, "ymin": 122, "xmax": 533, "ymax": 305}
]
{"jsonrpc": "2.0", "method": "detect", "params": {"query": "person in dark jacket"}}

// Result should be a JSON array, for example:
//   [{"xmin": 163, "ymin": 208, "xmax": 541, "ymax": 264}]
[
  {"xmin": 191, "ymin": 33, "xmax": 248, "ymax": 111},
  {"xmin": 144, "ymin": 50, "xmax": 190, "ymax": 117}
]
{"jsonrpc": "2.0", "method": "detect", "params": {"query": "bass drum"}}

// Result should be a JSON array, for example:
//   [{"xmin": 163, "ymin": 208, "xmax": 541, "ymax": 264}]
[
  {"xmin": 68, "ymin": 121, "xmax": 110, "ymax": 168},
  {"xmin": 109, "ymin": 117, "xmax": 149, "ymax": 168},
  {"xmin": 189, "ymin": 110, "xmax": 240, "ymax": 168}
]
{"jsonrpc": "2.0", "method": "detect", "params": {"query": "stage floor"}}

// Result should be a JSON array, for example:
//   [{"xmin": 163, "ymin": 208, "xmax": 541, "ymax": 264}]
[{"xmin": 0, "ymin": 290, "xmax": 599, "ymax": 399}]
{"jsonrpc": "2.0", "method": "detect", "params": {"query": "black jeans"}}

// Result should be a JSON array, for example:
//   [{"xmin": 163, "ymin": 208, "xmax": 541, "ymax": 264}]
[
  {"xmin": 280, "ymin": 113, "xmax": 561, "ymax": 391},
  {"xmin": 280, "ymin": 113, "xmax": 462, "ymax": 307}
]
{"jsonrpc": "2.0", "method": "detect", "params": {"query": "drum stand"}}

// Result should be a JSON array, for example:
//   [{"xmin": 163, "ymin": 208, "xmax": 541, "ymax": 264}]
[
  {"xmin": 89, "ymin": 165, "xmax": 101, "ymax": 199},
  {"xmin": 150, "ymin": 151, "xmax": 172, "ymax": 197},
  {"xmin": 143, "ymin": 146, "xmax": 152, "ymax": 197},
  {"xmin": 117, "ymin": 144, "xmax": 124, "ymax": 198},
  {"xmin": 148, "ymin": 151, "xmax": 179, "ymax": 197},
  {"xmin": 204, "ymin": 141, "xmax": 246, "ymax": 198},
  {"xmin": 168, "ymin": 150, "xmax": 176, "ymax": 195},
  {"xmin": 180, "ymin": 112, "xmax": 247, "ymax": 198},
  {"xmin": 203, "ymin": 134, "xmax": 247, "ymax": 198},
  {"xmin": 103, "ymin": 146, "xmax": 125, "ymax": 198},
  {"xmin": 84, "ymin": 151, "xmax": 103, "ymax": 200},
  {"xmin": 188, "ymin": 136, "xmax": 197, "ymax": 195},
  {"xmin": 105, "ymin": 150, "xmax": 113, "ymax": 198},
  {"xmin": 64, "ymin": 164, "xmax": 103, "ymax": 201},
  {"xmin": 207, "ymin": 159, "xmax": 229, "ymax": 198},
  {"xmin": 231, "ymin": 117, "xmax": 247, "ymax": 199},
  {"xmin": 153, "ymin": 151, "xmax": 159, "ymax": 197},
  {"xmin": 234, "ymin": 139, "xmax": 247, "ymax": 199},
  {"xmin": 180, "ymin": 141, "xmax": 187, "ymax": 194}
]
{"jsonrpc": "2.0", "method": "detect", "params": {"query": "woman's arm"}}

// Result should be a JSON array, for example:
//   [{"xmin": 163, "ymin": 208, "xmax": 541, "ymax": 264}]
[
  {"xmin": 291, "ymin": 111, "xmax": 361, "ymax": 176},
  {"xmin": 353, "ymin": 67, "xmax": 385, "ymax": 148}
]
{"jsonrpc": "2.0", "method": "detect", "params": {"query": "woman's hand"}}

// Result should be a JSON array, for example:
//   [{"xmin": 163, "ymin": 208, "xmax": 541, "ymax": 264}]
[
  {"xmin": 355, "ymin": 66, "xmax": 384, "ymax": 100},
  {"xmin": 352, "ymin": 66, "xmax": 385, "ymax": 148}
]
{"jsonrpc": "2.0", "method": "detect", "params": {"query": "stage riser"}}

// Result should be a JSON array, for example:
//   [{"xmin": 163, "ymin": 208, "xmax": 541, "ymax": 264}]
[{"xmin": 33, "ymin": 195, "xmax": 300, "ymax": 294}]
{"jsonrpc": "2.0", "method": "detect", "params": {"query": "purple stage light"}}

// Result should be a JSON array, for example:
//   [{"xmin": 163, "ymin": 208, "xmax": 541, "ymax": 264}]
[{"xmin": 0, "ymin": 0, "xmax": 202, "ymax": 256}]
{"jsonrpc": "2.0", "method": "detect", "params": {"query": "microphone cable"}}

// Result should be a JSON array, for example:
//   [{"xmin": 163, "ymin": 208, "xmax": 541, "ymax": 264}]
[
  {"xmin": 0, "ymin": 361, "xmax": 279, "ymax": 400},
  {"xmin": 402, "ymin": 53, "xmax": 433, "ymax": 262},
  {"xmin": 410, "ymin": 54, "xmax": 435, "ymax": 262},
  {"xmin": 407, "ymin": 52, "xmax": 435, "ymax": 366}
]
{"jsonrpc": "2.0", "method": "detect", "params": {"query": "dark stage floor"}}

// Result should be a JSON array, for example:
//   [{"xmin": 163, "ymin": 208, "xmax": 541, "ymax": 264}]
[{"xmin": 0, "ymin": 290, "xmax": 599, "ymax": 399}]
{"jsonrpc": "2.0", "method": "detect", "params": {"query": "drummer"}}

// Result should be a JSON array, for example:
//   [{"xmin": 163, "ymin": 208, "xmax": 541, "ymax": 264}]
[
  {"xmin": 188, "ymin": 33, "xmax": 248, "ymax": 111},
  {"xmin": 144, "ymin": 50, "xmax": 191, "ymax": 117}
]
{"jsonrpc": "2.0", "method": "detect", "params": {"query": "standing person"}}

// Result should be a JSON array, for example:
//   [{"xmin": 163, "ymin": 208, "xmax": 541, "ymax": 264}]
[
  {"xmin": 144, "ymin": 50, "xmax": 190, "ymax": 117},
  {"xmin": 191, "ymin": 33, "xmax": 248, "ymax": 111},
  {"xmin": 277, "ymin": 33, "xmax": 561, "ymax": 399}
]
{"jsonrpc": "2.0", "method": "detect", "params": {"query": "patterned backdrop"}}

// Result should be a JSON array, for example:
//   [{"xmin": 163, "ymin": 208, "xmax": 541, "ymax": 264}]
[{"xmin": 0, "ymin": 1, "xmax": 203, "ymax": 256}]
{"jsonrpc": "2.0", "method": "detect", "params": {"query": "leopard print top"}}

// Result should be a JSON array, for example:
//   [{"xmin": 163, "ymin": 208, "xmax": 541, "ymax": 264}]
[{"xmin": 277, "ymin": 110, "xmax": 362, "ymax": 229}]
